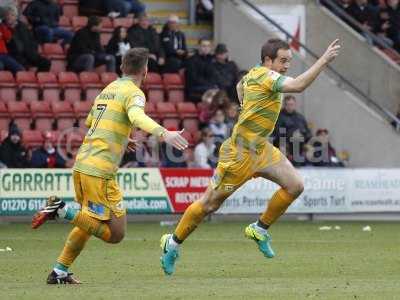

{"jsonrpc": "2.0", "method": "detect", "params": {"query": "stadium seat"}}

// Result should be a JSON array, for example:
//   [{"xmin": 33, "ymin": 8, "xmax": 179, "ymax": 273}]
[
  {"xmin": 73, "ymin": 101, "xmax": 92, "ymax": 118},
  {"xmin": 144, "ymin": 72, "xmax": 163, "ymax": 90},
  {"xmin": 113, "ymin": 17, "xmax": 134, "ymax": 28},
  {"xmin": 51, "ymin": 101, "xmax": 76, "ymax": 130},
  {"xmin": 58, "ymin": 72, "xmax": 81, "ymax": 102},
  {"xmin": 162, "ymin": 118, "xmax": 180, "ymax": 131},
  {"xmin": 144, "ymin": 101, "xmax": 157, "ymax": 118},
  {"xmin": 8, "ymin": 101, "xmax": 32, "ymax": 130},
  {"xmin": 72, "ymin": 16, "xmax": 88, "ymax": 30},
  {"xmin": 100, "ymin": 32, "xmax": 112, "ymax": 46},
  {"xmin": 181, "ymin": 130, "xmax": 194, "ymax": 146},
  {"xmin": 167, "ymin": 90, "xmax": 185, "ymax": 103},
  {"xmin": 101, "ymin": 72, "xmax": 118, "ymax": 85},
  {"xmin": 147, "ymin": 89, "xmax": 165, "ymax": 103},
  {"xmin": 101, "ymin": 17, "xmax": 114, "ymax": 33},
  {"xmin": 22, "ymin": 130, "xmax": 44, "ymax": 148},
  {"xmin": 0, "ymin": 102, "xmax": 9, "ymax": 131},
  {"xmin": 0, "ymin": 71, "xmax": 17, "ymax": 101},
  {"xmin": 156, "ymin": 102, "xmax": 178, "ymax": 118},
  {"xmin": 0, "ymin": 101, "xmax": 7, "ymax": 116},
  {"xmin": 63, "ymin": 4, "xmax": 79, "ymax": 18},
  {"xmin": 177, "ymin": 102, "xmax": 198, "ymax": 118},
  {"xmin": 16, "ymin": 71, "xmax": 39, "ymax": 101},
  {"xmin": 163, "ymin": 73, "xmax": 185, "ymax": 103},
  {"xmin": 42, "ymin": 43, "xmax": 65, "ymax": 59},
  {"xmin": 59, "ymin": 15, "xmax": 72, "ymax": 31},
  {"xmin": 182, "ymin": 118, "xmax": 199, "ymax": 134},
  {"xmin": 79, "ymin": 72, "xmax": 103, "ymax": 101},
  {"xmin": 0, "ymin": 129, "xmax": 8, "ymax": 142},
  {"xmin": 30, "ymin": 100, "xmax": 54, "ymax": 131},
  {"xmin": 37, "ymin": 72, "xmax": 61, "ymax": 102}
]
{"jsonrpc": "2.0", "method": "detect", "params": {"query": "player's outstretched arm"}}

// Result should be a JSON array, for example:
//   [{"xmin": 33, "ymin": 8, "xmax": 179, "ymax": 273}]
[
  {"xmin": 281, "ymin": 39, "xmax": 341, "ymax": 93},
  {"xmin": 128, "ymin": 106, "xmax": 188, "ymax": 151}
]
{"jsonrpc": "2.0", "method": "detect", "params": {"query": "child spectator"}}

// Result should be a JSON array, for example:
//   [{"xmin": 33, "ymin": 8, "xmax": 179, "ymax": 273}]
[
  {"xmin": 30, "ymin": 131, "xmax": 66, "ymax": 168},
  {"xmin": 194, "ymin": 128, "xmax": 216, "ymax": 169},
  {"xmin": 209, "ymin": 109, "xmax": 228, "ymax": 141}
]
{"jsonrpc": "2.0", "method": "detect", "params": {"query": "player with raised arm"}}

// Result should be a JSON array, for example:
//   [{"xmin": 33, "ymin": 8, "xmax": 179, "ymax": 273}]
[
  {"xmin": 31, "ymin": 48, "xmax": 188, "ymax": 284},
  {"xmin": 160, "ymin": 39, "xmax": 341, "ymax": 275}
]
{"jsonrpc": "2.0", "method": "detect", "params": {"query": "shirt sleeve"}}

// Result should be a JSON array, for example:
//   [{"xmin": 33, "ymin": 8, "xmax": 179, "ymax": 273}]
[{"xmin": 261, "ymin": 70, "xmax": 288, "ymax": 93}]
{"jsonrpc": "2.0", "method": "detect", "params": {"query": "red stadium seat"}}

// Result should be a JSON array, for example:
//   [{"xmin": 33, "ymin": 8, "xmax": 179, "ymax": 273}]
[
  {"xmin": 162, "ymin": 118, "xmax": 180, "ymax": 131},
  {"xmin": 79, "ymin": 72, "xmax": 103, "ymax": 101},
  {"xmin": 163, "ymin": 73, "xmax": 184, "ymax": 89},
  {"xmin": 101, "ymin": 17, "xmax": 114, "ymax": 33},
  {"xmin": 167, "ymin": 90, "xmax": 185, "ymax": 103},
  {"xmin": 144, "ymin": 72, "xmax": 163, "ymax": 90},
  {"xmin": 156, "ymin": 102, "xmax": 178, "ymax": 118},
  {"xmin": 0, "ymin": 71, "xmax": 17, "ymax": 101},
  {"xmin": 37, "ymin": 72, "xmax": 61, "ymax": 102},
  {"xmin": 7, "ymin": 101, "xmax": 30, "ymax": 118},
  {"xmin": 30, "ymin": 100, "xmax": 54, "ymax": 130},
  {"xmin": 57, "ymin": 118, "xmax": 77, "ymax": 131},
  {"xmin": 101, "ymin": 72, "xmax": 118, "ymax": 85},
  {"xmin": 0, "ymin": 102, "xmax": 9, "ymax": 131},
  {"xmin": 181, "ymin": 130, "xmax": 194, "ymax": 146},
  {"xmin": 59, "ymin": 15, "xmax": 72, "ymax": 31},
  {"xmin": 177, "ymin": 102, "xmax": 198, "ymax": 118},
  {"xmin": 182, "ymin": 118, "xmax": 199, "ymax": 134},
  {"xmin": 22, "ymin": 130, "xmax": 44, "ymax": 148},
  {"xmin": 113, "ymin": 17, "xmax": 134, "ymax": 28},
  {"xmin": 50, "ymin": 59, "xmax": 67, "ymax": 74},
  {"xmin": 42, "ymin": 43, "xmax": 65, "ymax": 59},
  {"xmin": 16, "ymin": 71, "xmax": 39, "ymax": 101},
  {"xmin": 51, "ymin": 101, "xmax": 74, "ymax": 117},
  {"xmin": 73, "ymin": 101, "xmax": 92, "ymax": 118},
  {"xmin": 147, "ymin": 89, "xmax": 165, "ymax": 103},
  {"xmin": 144, "ymin": 102, "xmax": 157, "ymax": 118},
  {"xmin": 0, "ymin": 101, "xmax": 8, "ymax": 117},
  {"xmin": 58, "ymin": 72, "xmax": 81, "ymax": 102},
  {"xmin": 72, "ymin": 16, "xmax": 88, "ymax": 30},
  {"xmin": 63, "ymin": 4, "xmax": 79, "ymax": 18}
]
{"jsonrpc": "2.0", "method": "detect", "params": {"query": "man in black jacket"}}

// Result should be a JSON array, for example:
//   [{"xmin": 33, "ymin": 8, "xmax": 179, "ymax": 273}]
[
  {"xmin": 23, "ymin": 0, "xmax": 73, "ymax": 45},
  {"xmin": 0, "ymin": 124, "xmax": 29, "ymax": 168},
  {"xmin": 67, "ymin": 16, "xmax": 116, "ymax": 73},
  {"xmin": 386, "ymin": 0, "xmax": 400, "ymax": 51},
  {"xmin": 273, "ymin": 95, "xmax": 312, "ymax": 158},
  {"xmin": 3, "ymin": 6, "xmax": 50, "ymax": 72},
  {"xmin": 127, "ymin": 13, "xmax": 164, "ymax": 72},
  {"xmin": 185, "ymin": 38, "xmax": 217, "ymax": 102},
  {"xmin": 160, "ymin": 15, "xmax": 187, "ymax": 73},
  {"xmin": 345, "ymin": 0, "xmax": 379, "ymax": 32},
  {"xmin": 212, "ymin": 43, "xmax": 238, "ymax": 100}
]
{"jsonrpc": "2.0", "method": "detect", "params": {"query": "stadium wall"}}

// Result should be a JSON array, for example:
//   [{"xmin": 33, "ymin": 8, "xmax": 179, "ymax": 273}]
[{"xmin": 214, "ymin": 0, "xmax": 400, "ymax": 167}]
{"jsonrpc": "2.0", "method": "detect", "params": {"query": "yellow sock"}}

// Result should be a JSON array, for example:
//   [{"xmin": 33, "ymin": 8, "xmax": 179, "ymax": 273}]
[
  {"xmin": 57, "ymin": 227, "xmax": 90, "ymax": 268},
  {"xmin": 259, "ymin": 188, "xmax": 296, "ymax": 226},
  {"xmin": 71, "ymin": 212, "xmax": 112, "ymax": 242},
  {"xmin": 174, "ymin": 201, "xmax": 207, "ymax": 242}
]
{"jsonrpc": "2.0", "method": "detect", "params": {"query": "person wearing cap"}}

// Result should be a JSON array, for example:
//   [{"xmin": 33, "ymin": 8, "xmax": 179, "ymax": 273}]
[
  {"xmin": 0, "ymin": 124, "xmax": 29, "ymax": 168},
  {"xmin": 30, "ymin": 131, "xmax": 66, "ymax": 168},
  {"xmin": 127, "ymin": 13, "xmax": 165, "ymax": 72},
  {"xmin": 160, "ymin": 14, "xmax": 187, "ymax": 73},
  {"xmin": 212, "ymin": 43, "xmax": 239, "ymax": 99},
  {"xmin": 67, "ymin": 16, "xmax": 116, "ymax": 73}
]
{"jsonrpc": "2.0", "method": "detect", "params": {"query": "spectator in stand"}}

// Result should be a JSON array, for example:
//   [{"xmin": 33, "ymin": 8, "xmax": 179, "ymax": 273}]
[
  {"xmin": 160, "ymin": 14, "xmax": 187, "ymax": 73},
  {"xmin": 198, "ymin": 88, "xmax": 219, "ymax": 124},
  {"xmin": 273, "ymin": 95, "xmax": 312, "ymax": 154},
  {"xmin": 336, "ymin": 0, "xmax": 352, "ymax": 10},
  {"xmin": 123, "ymin": 0, "xmax": 146, "ymax": 16},
  {"xmin": 3, "ymin": 5, "xmax": 50, "ymax": 72},
  {"xmin": 391, "ymin": 104, "xmax": 400, "ymax": 130},
  {"xmin": 185, "ymin": 38, "xmax": 217, "ymax": 102},
  {"xmin": 345, "ymin": 0, "xmax": 380, "ymax": 32},
  {"xmin": 184, "ymin": 148, "xmax": 196, "ymax": 168},
  {"xmin": 127, "ymin": 13, "xmax": 164, "ymax": 72},
  {"xmin": 209, "ymin": 109, "xmax": 229, "ymax": 141},
  {"xmin": 23, "ymin": 0, "xmax": 73, "ymax": 45},
  {"xmin": 30, "ymin": 131, "xmax": 66, "ymax": 168},
  {"xmin": 0, "ymin": 124, "xmax": 29, "ymax": 168},
  {"xmin": 310, "ymin": 128, "xmax": 344, "ymax": 167},
  {"xmin": 375, "ymin": 8, "xmax": 395, "ymax": 46},
  {"xmin": 194, "ymin": 127, "xmax": 216, "ymax": 169},
  {"xmin": 386, "ymin": 0, "xmax": 400, "ymax": 51},
  {"xmin": 106, "ymin": 26, "xmax": 131, "ymax": 76},
  {"xmin": 0, "ymin": 13, "xmax": 24, "ymax": 73},
  {"xmin": 67, "ymin": 16, "xmax": 116, "ymax": 73},
  {"xmin": 196, "ymin": 0, "xmax": 213, "ymax": 22},
  {"xmin": 225, "ymin": 102, "xmax": 239, "ymax": 135},
  {"xmin": 199, "ymin": 89, "xmax": 231, "ymax": 125},
  {"xmin": 213, "ymin": 43, "xmax": 239, "ymax": 100}
]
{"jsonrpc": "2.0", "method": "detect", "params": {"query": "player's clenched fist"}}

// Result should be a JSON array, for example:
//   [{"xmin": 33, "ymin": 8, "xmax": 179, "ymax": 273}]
[{"xmin": 322, "ymin": 39, "xmax": 341, "ymax": 64}]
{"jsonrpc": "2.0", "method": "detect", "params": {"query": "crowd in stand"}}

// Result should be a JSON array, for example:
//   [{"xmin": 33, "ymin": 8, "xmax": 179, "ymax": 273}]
[
  {"xmin": 333, "ymin": 0, "xmax": 400, "ymax": 51},
  {"xmin": 0, "ymin": 0, "xmax": 345, "ymax": 169}
]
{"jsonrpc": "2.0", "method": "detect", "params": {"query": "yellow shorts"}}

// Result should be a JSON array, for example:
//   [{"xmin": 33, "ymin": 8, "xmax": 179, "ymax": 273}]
[
  {"xmin": 73, "ymin": 171, "xmax": 125, "ymax": 220},
  {"xmin": 211, "ymin": 139, "xmax": 282, "ymax": 192}
]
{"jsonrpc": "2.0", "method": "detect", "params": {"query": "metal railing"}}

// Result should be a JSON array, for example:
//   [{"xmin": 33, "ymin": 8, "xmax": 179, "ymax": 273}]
[{"xmin": 232, "ymin": 0, "xmax": 400, "ymax": 130}]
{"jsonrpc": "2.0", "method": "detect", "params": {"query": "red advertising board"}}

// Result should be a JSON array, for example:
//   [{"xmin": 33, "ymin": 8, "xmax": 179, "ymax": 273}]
[{"xmin": 159, "ymin": 168, "xmax": 213, "ymax": 213}]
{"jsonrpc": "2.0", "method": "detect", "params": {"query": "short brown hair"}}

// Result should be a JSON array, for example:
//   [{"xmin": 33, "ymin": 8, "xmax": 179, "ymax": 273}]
[
  {"xmin": 284, "ymin": 95, "xmax": 296, "ymax": 103},
  {"xmin": 261, "ymin": 39, "xmax": 290, "ymax": 63},
  {"xmin": 121, "ymin": 48, "xmax": 149, "ymax": 75}
]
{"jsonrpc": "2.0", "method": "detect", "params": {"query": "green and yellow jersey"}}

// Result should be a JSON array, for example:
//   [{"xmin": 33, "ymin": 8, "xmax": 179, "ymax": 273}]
[
  {"xmin": 73, "ymin": 76, "xmax": 163, "ymax": 179},
  {"xmin": 231, "ymin": 66, "xmax": 287, "ymax": 150}
]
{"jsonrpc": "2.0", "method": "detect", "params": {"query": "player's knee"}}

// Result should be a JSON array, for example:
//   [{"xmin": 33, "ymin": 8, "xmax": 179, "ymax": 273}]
[
  {"xmin": 108, "ymin": 231, "xmax": 125, "ymax": 244},
  {"xmin": 202, "ymin": 201, "xmax": 221, "ymax": 214},
  {"xmin": 288, "ymin": 177, "xmax": 304, "ymax": 198}
]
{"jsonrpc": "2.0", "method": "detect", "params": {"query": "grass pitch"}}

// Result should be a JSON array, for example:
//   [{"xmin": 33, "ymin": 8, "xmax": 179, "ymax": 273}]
[{"xmin": 0, "ymin": 221, "xmax": 399, "ymax": 300}]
